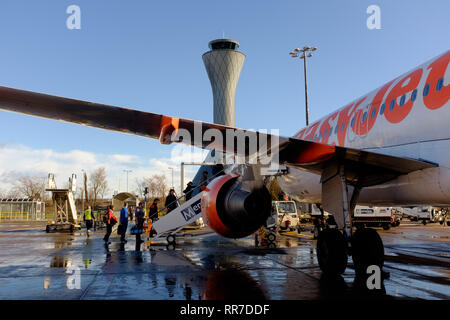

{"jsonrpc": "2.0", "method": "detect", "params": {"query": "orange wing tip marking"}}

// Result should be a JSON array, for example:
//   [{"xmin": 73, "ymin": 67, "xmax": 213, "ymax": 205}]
[
  {"xmin": 159, "ymin": 115, "xmax": 180, "ymax": 145},
  {"xmin": 296, "ymin": 143, "xmax": 336, "ymax": 165}
]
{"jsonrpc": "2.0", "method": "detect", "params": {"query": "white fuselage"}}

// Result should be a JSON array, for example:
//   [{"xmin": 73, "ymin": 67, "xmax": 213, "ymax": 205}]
[{"xmin": 279, "ymin": 51, "xmax": 450, "ymax": 206}]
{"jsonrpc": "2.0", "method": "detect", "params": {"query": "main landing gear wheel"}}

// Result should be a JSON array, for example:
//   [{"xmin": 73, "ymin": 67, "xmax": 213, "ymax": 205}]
[
  {"xmin": 317, "ymin": 229, "xmax": 348, "ymax": 275},
  {"xmin": 351, "ymin": 228, "xmax": 384, "ymax": 275}
]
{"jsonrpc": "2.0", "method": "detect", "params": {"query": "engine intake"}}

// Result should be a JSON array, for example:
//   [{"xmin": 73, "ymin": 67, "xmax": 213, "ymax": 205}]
[{"xmin": 201, "ymin": 174, "xmax": 271, "ymax": 238}]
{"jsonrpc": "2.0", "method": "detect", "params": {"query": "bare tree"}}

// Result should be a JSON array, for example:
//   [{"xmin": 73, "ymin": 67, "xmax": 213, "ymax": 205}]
[
  {"xmin": 135, "ymin": 177, "xmax": 147, "ymax": 198},
  {"xmin": 151, "ymin": 174, "xmax": 168, "ymax": 200},
  {"xmin": 89, "ymin": 167, "xmax": 108, "ymax": 206},
  {"xmin": 134, "ymin": 174, "xmax": 168, "ymax": 203},
  {"xmin": 12, "ymin": 175, "xmax": 47, "ymax": 199},
  {"xmin": 0, "ymin": 186, "xmax": 22, "ymax": 199}
]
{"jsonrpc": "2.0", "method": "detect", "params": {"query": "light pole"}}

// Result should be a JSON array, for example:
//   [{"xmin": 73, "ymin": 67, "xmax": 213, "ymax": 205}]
[
  {"xmin": 81, "ymin": 169, "xmax": 85, "ymax": 212},
  {"xmin": 168, "ymin": 167, "xmax": 174, "ymax": 191},
  {"xmin": 290, "ymin": 46, "xmax": 317, "ymax": 126},
  {"xmin": 123, "ymin": 170, "xmax": 132, "ymax": 193}
]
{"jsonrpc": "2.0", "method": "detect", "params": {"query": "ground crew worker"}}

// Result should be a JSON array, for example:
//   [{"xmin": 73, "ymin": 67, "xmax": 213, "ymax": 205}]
[
  {"xmin": 119, "ymin": 202, "xmax": 128, "ymax": 244},
  {"xmin": 84, "ymin": 205, "xmax": 94, "ymax": 237}
]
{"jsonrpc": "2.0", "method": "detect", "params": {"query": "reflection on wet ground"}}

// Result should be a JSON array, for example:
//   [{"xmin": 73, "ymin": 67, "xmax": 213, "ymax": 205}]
[{"xmin": 0, "ymin": 223, "xmax": 448, "ymax": 299}]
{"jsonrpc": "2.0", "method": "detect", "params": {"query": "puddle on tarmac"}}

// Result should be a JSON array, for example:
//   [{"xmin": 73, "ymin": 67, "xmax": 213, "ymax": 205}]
[
  {"xmin": 50, "ymin": 256, "xmax": 72, "ymax": 268},
  {"xmin": 201, "ymin": 269, "xmax": 267, "ymax": 300}
]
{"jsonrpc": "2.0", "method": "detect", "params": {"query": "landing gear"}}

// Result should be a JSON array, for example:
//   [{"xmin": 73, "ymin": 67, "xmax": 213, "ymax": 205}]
[
  {"xmin": 166, "ymin": 234, "xmax": 176, "ymax": 245},
  {"xmin": 351, "ymin": 228, "xmax": 384, "ymax": 275},
  {"xmin": 317, "ymin": 229, "xmax": 348, "ymax": 275},
  {"xmin": 267, "ymin": 232, "xmax": 276, "ymax": 242}
]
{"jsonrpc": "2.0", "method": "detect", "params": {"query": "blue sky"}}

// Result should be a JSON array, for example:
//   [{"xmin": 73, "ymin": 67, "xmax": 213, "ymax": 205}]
[{"xmin": 0, "ymin": 0, "xmax": 448, "ymax": 195}]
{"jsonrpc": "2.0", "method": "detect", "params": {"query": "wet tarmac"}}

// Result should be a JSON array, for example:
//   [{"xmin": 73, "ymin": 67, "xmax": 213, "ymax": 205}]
[{"xmin": 0, "ymin": 222, "xmax": 448, "ymax": 300}]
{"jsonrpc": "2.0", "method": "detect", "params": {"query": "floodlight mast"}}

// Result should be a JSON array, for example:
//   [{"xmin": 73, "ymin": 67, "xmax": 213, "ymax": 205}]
[{"xmin": 290, "ymin": 46, "xmax": 317, "ymax": 126}]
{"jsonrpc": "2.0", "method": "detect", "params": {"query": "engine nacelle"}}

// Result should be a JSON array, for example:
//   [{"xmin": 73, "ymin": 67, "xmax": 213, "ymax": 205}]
[{"xmin": 201, "ymin": 173, "xmax": 271, "ymax": 238}]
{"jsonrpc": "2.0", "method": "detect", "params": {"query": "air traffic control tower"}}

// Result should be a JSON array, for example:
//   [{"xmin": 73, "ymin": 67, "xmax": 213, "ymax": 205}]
[{"xmin": 202, "ymin": 39, "xmax": 245, "ymax": 127}]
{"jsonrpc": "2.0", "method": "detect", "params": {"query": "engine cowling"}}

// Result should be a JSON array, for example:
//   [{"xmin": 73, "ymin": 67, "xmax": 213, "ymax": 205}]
[{"xmin": 201, "ymin": 173, "xmax": 272, "ymax": 238}]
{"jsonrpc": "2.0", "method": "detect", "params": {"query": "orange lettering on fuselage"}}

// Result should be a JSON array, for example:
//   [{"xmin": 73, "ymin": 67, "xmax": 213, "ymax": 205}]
[
  {"xmin": 366, "ymin": 79, "xmax": 396, "ymax": 134},
  {"xmin": 384, "ymin": 68, "xmax": 423, "ymax": 123},
  {"xmin": 336, "ymin": 102, "xmax": 358, "ymax": 146},
  {"xmin": 318, "ymin": 111, "xmax": 339, "ymax": 144},
  {"xmin": 350, "ymin": 97, "xmax": 369, "ymax": 136},
  {"xmin": 424, "ymin": 51, "xmax": 450, "ymax": 110},
  {"xmin": 303, "ymin": 121, "xmax": 321, "ymax": 142},
  {"xmin": 293, "ymin": 52, "xmax": 448, "ymax": 146},
  {"xmin": 294, "ymin": 128, "xmax": 306, "ymax": 140}
]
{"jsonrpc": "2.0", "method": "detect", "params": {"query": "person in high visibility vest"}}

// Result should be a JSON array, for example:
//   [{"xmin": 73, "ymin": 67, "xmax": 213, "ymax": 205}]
[{"xmin": 84, "ymin": 205, "xmax": 95, "ymax": 237}]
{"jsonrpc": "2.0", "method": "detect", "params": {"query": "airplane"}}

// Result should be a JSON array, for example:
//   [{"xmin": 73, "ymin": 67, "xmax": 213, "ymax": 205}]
[{"xmin": 0, "ymin": 50, "xmax": 448, "ymax": 277}]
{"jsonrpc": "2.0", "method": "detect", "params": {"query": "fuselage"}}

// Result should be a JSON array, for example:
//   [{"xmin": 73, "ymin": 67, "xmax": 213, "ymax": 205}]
[{"xmin": 279, "ymin": 50, "xmax": 450, "ymax": 206}]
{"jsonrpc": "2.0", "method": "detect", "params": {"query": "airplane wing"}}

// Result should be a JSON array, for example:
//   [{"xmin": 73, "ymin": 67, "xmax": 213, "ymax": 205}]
[{"xmin": 0, "ymin": 86, "xmax": 436, "ymax": 187}]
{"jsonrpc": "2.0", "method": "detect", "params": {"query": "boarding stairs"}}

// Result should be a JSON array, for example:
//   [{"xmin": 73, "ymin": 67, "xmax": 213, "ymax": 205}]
[
  {"xmin": 151, "ymin": 192, "xmax": 204, "ymax": 244},
  {"xmin": 45, "ymin": 173, "xmax": 80, "ymax": 232}
]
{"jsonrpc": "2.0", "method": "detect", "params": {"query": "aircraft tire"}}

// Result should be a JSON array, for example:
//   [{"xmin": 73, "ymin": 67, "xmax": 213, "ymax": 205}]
[
  {"xmin": 317, "ymin": 229, "xmax": 348, "ymax": 275},
  {"xmin": 351, "ymin": 228, "xmax": 384, "ymax": 275}
]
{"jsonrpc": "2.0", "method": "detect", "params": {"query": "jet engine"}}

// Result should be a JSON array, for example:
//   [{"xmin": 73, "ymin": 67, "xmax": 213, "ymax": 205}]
[{"xmin": 201, "ymin": 173, "xmax": 271, "ymax": 238}]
